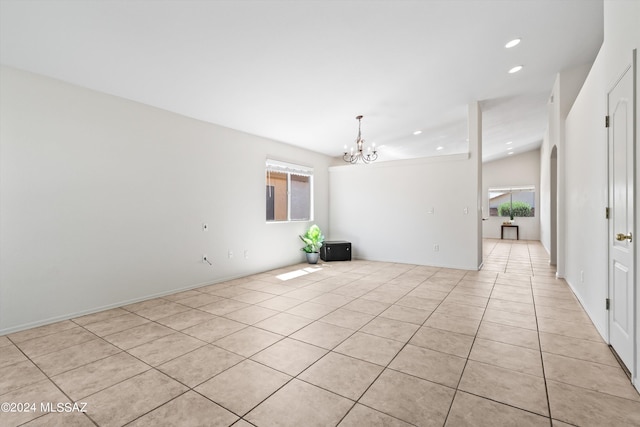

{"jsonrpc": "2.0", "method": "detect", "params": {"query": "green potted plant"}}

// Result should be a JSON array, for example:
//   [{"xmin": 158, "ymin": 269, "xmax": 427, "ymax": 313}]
[{"xmin": 299, "ymin": 224, "xmax": 324, "ymax": 264}]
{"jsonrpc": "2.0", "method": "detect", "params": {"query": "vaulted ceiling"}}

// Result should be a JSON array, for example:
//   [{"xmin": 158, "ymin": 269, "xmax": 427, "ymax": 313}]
[{"xmin": 0, "ymin": 0, "xmax": 604, "ymax": 162}]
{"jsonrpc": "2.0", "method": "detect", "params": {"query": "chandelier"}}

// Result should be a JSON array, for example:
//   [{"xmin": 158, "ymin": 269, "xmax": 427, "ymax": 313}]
[{"xmin": 343, "ymin": 115, "xmax": 378, "ymax": 164}]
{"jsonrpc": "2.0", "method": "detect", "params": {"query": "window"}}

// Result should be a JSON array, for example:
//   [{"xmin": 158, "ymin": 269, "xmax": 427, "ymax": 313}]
[
  {"xmin": 266, "ymin": 159, "xmax": 313, "ymax": 222},
  {"xmin": 488, "ymin": 186, "xmax": 536, "ymax": 217}
]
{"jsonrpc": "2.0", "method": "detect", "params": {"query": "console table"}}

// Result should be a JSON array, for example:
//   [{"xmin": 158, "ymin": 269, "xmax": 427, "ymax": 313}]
[{"xmin": 501, "ymin": 224, "xmax": 519, "ymax": 240}]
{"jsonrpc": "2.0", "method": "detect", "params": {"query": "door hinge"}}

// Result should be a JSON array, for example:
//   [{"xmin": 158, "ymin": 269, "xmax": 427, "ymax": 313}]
[
  {"xmin": 606, "ymin": 298, "xmax": 610, "ymax": 310},
  {"xmin": 605, "ymin": 207, "xmax": 610, "ymax": 219},
  {"xmin": 605, "ymin": 115, "xmax": 610, "ymax": 128}
]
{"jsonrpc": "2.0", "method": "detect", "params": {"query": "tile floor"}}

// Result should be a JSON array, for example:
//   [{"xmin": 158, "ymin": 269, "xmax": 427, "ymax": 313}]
[{"xmin": 1, "ymin": 239, "xmax": 639, "ymax": 426}]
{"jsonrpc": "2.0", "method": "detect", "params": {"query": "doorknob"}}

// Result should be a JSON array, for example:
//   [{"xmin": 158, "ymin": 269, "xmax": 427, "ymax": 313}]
[{"xmin": 616, "ymin": 232, "xmax": 633, "ymax": 242}]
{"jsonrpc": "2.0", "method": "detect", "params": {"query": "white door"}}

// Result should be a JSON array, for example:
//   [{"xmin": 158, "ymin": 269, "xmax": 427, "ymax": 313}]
[{"xmin": 608, "ymin": 53, "xmax": 636, "ymax": 373}]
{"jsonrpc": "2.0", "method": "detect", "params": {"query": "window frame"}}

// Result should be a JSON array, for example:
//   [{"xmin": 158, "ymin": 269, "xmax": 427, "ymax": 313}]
[
  {"xmin": 488, "ymin": 185, "xmax": 536, "ymax": 218},
  {"xmin": 265, "ymin": 159, "xmax": 314, "ymax": 223}
]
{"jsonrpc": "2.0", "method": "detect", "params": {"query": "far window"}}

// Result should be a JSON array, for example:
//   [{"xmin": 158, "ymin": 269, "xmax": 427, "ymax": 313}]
[
  {"xmin": 266, "ymin": 159, "xmax": 313, "ymax": 222},
  {"xmin": 488, "ymin": 186, "xmax": 536, "ymax": 217}
]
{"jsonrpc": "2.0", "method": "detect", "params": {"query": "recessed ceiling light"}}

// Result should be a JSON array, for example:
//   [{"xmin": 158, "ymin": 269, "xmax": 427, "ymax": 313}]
[
  {"xmin": 436, "ymin": 146, "xmax": 444, "ymax": 151},
  {"xmin": 505, "ymin": 38, "xmax": 521, "ymax": 48},
  {"xmin": 413, "ymin": 130, "xmax": 422, "ymax": 135},
  {"xmin": 509, "ymin": 65, "xmax": 523, "ymax": 74},
  {"xmin": 506, "ymin": 141, "xmax": 513, "ymax": 145},
  {"xmin": 508, "ymin": 151, "xmax": 514, "ymax": 155}
]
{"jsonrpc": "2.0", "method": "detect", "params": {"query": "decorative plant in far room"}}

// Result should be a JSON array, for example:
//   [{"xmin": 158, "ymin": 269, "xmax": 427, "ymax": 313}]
[{"xmin": 299, "ymin": 224, "xmax": 325, "ymax": 264}]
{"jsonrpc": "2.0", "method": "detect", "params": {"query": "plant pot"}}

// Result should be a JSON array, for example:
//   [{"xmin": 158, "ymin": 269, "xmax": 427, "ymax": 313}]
[{"xmin": 305, "ymin": 252, "xmax": 320, "ymax": 264}]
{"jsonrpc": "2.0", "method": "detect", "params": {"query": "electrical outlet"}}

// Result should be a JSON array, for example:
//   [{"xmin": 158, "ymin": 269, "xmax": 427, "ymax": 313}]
[
  {"xmin": 228, "ymin": 250, "xmax": 233, "ymax": 259},
  {"xmin": 434, "ymin": 244, "xmax": 439, "ymax": 252},
  {"xmin": 580, "ymin": 270, "xmax": 584, "ymax": 283},
  {"xmin": 244, "ymin": 250, "xmax": 249, "ymax": 259},
  {"xmin": 463, "ymin": 207, "xmax": 468, "ymax": 214}
]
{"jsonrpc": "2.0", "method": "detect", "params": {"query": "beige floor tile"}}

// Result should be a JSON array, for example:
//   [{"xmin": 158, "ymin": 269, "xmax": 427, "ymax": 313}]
[
  {"xmin": 482, "ymin": 308, "xmax": 537, "ymax": 330},
  {"xmin": 246, "ymin": 379, "xmax": 353, "ymax": 427},
  {"xmin": 534, "ymin": 295, "xmax": 583, "ymax": 311},
  {"xmin": 134, "ymin": 301, "xmax": 191, "ymax": 321},
  {"xmin": 251, "ymin": 338, "xmax": 327, "ymax": 376},
  {"xmin": 103, "ymin": 322, "xmax": 174, "ymax": 350},
  {"xmin": 290, "ymin": 321, "xmax": 354, "ymax": 349},
  {"xmin": 285, "ymin": 301, "xmax": 337, "ymax": 320},
  {"xmin": 360, "ymin": 316, "xmax": 420, "ymax": 342},
  {"xmin": 82, "ymin": 313, "xmax": 150, "ymax": 337},
  {"xmin": 409, "ymin": 326, "xmax": 474, "ymax": 358},
  {"xmin": 360, "ymin": 369, "xmax": 455, "ymax": 426},
  {"xmin": 223, "ymin": 305, "xmax": 279, "ymax": 325},
  {"xmin": 442, "ymin": 293, "xmax": 488, "ymax": 308},
  {"xmin": 182, "ymin": 317, "xmax": 247, "ymax": 342},
  {"xmin": 127, "ymin": 391, "xmax": 238, "ymax": 427},
  {"xmin": 390, "ymin": 344, "xmax": 466, "ymax": 388},
  {"xmin": 424, "ymin": 312, "xmax": 481, "ymax": 336},
  {"xmin": 535, "ymin": 304, "xmax": 591, "ymax": 324},
  {"xmin": 154, "ymin": 308, "xmax": 217, "ymax": 330},
  {"xmin": 537, "ymin": 317, "xmax": 604, "ymax": 342},
  {"xmin": 361, "ymin": 290, "xmax": 405, "ymax": 304},
  {"xmin": 8, "ymin": 320, "xmax": 77, "ymax": 343},
  {"xmin": 257, "ymin": 296, "xmax": 304, "ymax": 311},
  {"xmin": 334, "ymin": 332, "xmax": 404, "ymax": 366},
  {"xmin": 299, "ymin": 352, "xmax": 383, "ymax": 400},
  {"xmin": 434, "ymin": 302, "xmax": 486, "ymax": 320},
  {"xmin": 126, "ymin": 332, "xmax": 205, "ymax": 366},
  {"xmin": 213, "ymin": 326, "xmax": 282, "ymax": 357},
  {"xmin": 540, "ymin": 331, "xmax": 619, "ymax": 367},
  {"xmin": 379, "ymin": 304, "xmax": 432, "ymax": 325},
  {"xmin": 15, "ymin": 327, "xmax": 97, "ymax": 358},
  {"xmin": 51, "ymin": 352, "xmax": 149, "ymax": 400},
  {"xmin": 341, "ymin": 298, "xmax": 391, "ymax": 315},
  {"xmin": 469, "ymin": 338, "xmax": 543, "ymax": 376},
  {"xmin": 458, "ymin": 360, "xmax": 549, "ymax": 416},
  {"xmin": 72, "ymin": 308, "xmax": 129, "ymax": 326},
  {"xmin": 0, "ymin": 360, "xmax": 47, "ymax": 395},
  {"xmin": 198, "ymin": 299, "xmax": 250, "ymax": 316},
  {"xmin": 394, "ymin": 295, "xmax": 441, "ymax": 311},
  {"xmin": 547, "ymin": 379, "xmax": 640, "ymax": 427},
  {"xmin": 196, "ymin": 359, "xmax": 291, "ymax": 416},
  {"xmin": 31, "ymin": 338, "xmax": 120, "ymax": 376},
  {"xmin": 253, "ymin": 312, "xmax": 312, "ymax": 335},
  {"xmin": 0, "ymin": 344, "xmax": 28, "ymax": 368},
  {"xmin": 338, "ymin": 403, "xmax": 413, "ymax": 427},
  {"xmin": 83, "ymin": 370, "xmax": 187, "ymax": 427},
  {"xmin": 282, "ymin": 287, "xmax": 325, "ymax": 301},
  {"xmin": 476, "ymin": 320, "xmax": 540, "ymax": 350},
  {"xmin": 158, "ymin": 344, "xmax": 244, "ymax": 387},
  {"xmin": 0, "ymin": 380, "xmax": 71, "ymax": 426},
  {"xmin": 490, "ymin": 290, "xmax": 534, "ymax": 304},
  {"xmin": 22, "ymin": 411, "xmax": 96, "ymax": 426},
  {"xmin": 542, "ymin": 352, "xmax": 639, "ymax": 400},
  {"xmin": 445, "ymin": 391, "xmax": 550, "ymax": 426},
  {"xmin": 487, "ymin": 298, "xmax": 535, "ymax": 315},
  {"xmin": 309, "ymin": 293, "xmax": 354, "ymax": 308},
  {"xmin": 319, "ymin": 308, "xmax": 375, "ymax": 330},
  {"xmin": 232, "ymin": 290, "xmax": 276, "ymax": 304}
]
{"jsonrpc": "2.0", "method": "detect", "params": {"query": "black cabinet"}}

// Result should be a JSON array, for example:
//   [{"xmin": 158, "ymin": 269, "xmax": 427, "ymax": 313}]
[{"xmin": 320, "ymin": 241, "xmax": 351, "ymax": 261}]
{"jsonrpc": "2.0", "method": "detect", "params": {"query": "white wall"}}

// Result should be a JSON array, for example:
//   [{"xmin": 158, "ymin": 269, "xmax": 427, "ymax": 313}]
[
  {"xmin": 482, "ymin": 149, "xmax": 541, "ymax": 241},
  {"xmin": 0, "ymin": 66, "xmax": 332, "ymax": 334},
  {"xmin": 562, "ymin": 0, "xmax": 640, "ymax": 388},
  {"xmin": 329, "ymin": 109, "xmax": 482, "ymax": 271}
]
